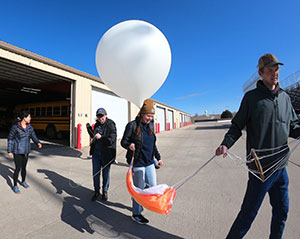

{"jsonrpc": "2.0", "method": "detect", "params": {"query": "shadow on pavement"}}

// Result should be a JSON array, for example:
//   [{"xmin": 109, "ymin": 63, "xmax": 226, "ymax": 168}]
[
  {"xmin": 0, "ymin": 151, "xmax": 12, "ymax": 162},
  {"xmin": 0, "ymin": 145, "xmax": 81, "ymax": 169},
  {"xmin": 0, "ymin": 143, "xmax": 82, "ymax": 160},
  {"xmin": 0, "ymin": 128, "xmax": 69, "ymax": 145},
  {"xmin": 0, "ymin": 162, "xmax": 14, "ymax": 189},
  {"xmin": 37, "ymin": 169, "xmax": 183, "ymax": 239},
  {"xmin": 31, "ymin": 143, "xmax": 82, "ymax": 158},
  {"xmin": 195, "ymin": 124, "xmax": 231, "ymax": 130},
  {"xmin": 36, "ymin": 131, "xmax": 70, "ymax": 146},
  {"xmin": 1, "ymin": 128, "xmax": 81, "ymax": 158}
]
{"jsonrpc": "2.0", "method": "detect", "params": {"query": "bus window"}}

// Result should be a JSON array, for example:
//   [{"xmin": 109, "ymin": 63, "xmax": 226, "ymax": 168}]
[
  {"xmin": 61, "ymin": 106, "xmax": 68, "ymax": 116},
  {"xmin": 47, "ymin": 107, "xmax": 52, "ymax": 116},
  {"xmin": 36, "ymin": 107, "xmax": 41, "ymax": 116},
  {"xmin": 30, "ymin": 108, "xmax": 35, "ymax": 116},
  {"xmin": 41, "ymin": 107, "xmax": 46, "ymax": 116},
  {"xmin": 53, "ymin": 106, "xmax": 60, "ymax": 116}
]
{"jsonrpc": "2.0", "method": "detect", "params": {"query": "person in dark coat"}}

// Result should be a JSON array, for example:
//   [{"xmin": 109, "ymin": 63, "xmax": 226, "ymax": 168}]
[
  {"xmin": 121, "ymin": 99, "xmax": 163, "ymax": 224},
  {"xmin": 86, "ymin": 108, "xmax": 117, "ymax": 201},
  {"xmin": 216, "ymin": 53, "xmax": 300, "ymax": 238},
  {"xmin": 7, "ymin": 110, "xmax": 42, "ymax": 194}
]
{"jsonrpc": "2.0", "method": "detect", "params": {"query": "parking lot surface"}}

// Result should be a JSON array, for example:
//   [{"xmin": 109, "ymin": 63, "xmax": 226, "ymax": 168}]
[{"xmin": 0, "ymin": 123, "xmax": 300, "ymax": 239}]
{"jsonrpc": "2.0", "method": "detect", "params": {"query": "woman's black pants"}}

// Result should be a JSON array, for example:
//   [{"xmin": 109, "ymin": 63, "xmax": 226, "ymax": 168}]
[{"xmin": 13, "ymin": 154, "xmax": 29, "ymax": 186}]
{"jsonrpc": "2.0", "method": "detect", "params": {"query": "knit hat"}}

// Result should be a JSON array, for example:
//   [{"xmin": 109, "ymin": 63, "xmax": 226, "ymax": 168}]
[{"xmin": 139, "ymin": 99, "xmax": 155, "ymax": 115}]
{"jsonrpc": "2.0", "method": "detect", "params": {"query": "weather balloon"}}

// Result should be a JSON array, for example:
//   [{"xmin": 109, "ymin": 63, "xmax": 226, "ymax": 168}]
[{"xmin": 95, "ymin": 20, "xmax": 171, "ymax": 107}]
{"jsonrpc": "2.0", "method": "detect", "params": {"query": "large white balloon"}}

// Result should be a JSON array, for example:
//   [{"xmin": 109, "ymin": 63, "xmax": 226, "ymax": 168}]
[{"xmin": 95, "ymin": 20, "xmax": 171, "ymax": 107}]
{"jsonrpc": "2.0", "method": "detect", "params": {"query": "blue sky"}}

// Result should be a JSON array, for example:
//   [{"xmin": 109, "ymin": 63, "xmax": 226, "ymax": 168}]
[{"xmin": 1, "ymin": 1, "xmax": 300, "ymax": 115}]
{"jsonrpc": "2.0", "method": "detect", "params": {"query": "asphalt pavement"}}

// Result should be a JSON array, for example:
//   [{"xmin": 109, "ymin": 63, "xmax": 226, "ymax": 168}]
[{"xmin": 0, "ymin": 122, "xmax": 299, "ymax": 239}]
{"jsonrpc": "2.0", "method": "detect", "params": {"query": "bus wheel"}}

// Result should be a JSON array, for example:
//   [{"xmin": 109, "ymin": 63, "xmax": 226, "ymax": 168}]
[{"xmin": 46, "ymin": 125, "xmax": 56, "ymax": 139}]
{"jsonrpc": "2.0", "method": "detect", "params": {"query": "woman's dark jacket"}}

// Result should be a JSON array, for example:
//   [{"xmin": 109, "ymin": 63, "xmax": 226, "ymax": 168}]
[
  {"xmin": 121, "ymin": 117, "xmax": 161, "ymax": 165},
  {"xmin": 87, "ymin": 118, "xmax": 117, "ymax": 165},
  {"xmin": 7, "ymin": 123, "xmax": 40, "ymax": 154}
]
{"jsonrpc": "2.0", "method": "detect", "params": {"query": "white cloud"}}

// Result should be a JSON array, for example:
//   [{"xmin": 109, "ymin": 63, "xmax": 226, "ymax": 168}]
[{"xmin": 176, "ymin": 92, "xmax": 206, "ymax": 100}]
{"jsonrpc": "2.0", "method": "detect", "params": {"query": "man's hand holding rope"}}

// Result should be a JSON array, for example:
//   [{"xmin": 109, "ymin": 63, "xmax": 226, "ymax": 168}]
[{"xmin": 216, "ymin": 145, "xmax": 228, "ymax": 158}]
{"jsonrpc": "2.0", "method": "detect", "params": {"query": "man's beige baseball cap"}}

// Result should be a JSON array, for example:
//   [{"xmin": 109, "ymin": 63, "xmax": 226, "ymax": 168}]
[{"xmin": 257, "ymin": 53, "xmax": 284, "ymax": 69}]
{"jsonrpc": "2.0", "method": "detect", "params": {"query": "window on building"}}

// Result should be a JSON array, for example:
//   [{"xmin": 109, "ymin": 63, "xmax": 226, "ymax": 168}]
[
  {"xmin": 53, "ymin": 106, "xmax": 60, "ymax": 116},
  {"xmin": 47, "ymin": 107, "xmax": 52, "ymax": 116},
  {"xmin": 41, "ymin": 107, "xmax": 46, "ymax": 116},
  {"xmin": 36, "ymin": 107, "xmax": 41, "ymax": 117},
  {"xmin": 29, "ymin": 108, "xmax": 35, "ymax": 116},
  {"xmin": 61, "ymin": 106, "xmax": 68, "ymax": 116}
]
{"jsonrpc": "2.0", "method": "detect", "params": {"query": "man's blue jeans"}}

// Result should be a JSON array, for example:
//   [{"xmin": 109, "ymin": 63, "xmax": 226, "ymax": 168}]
[
  {"xmin": 226, "ymin": 168, "xmax": 289, "ymax": 239},
  {"xmin": 132, "ymin": 164, "xmax": 157, "ymax": 215},
  {"xmin": 92, "ymin": 152, "xmax": 111, "ymax": 192}
]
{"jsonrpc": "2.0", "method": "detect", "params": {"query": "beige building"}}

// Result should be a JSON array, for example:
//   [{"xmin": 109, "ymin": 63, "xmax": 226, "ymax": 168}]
[{"xmin": 0, "ymin": 40, "xmax": 191, "ymax": 148}]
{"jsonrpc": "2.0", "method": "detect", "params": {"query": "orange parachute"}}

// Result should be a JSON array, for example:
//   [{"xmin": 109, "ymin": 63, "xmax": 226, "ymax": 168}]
[
  {"xmin": 126, "ymin": 161, "xmax": 176, "ymax": 215},
  {"xmin": 126, "ymin": 155, "xmax": 216, "ymax": 215}
]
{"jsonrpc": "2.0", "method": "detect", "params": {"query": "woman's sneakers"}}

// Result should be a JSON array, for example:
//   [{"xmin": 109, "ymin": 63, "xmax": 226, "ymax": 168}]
[
  {"xmin": 13, "ymin": 186, "xmax": 21, "ymax": 194},
  {"xmin": 21, "ymin": 181, "xmax": 30, "ymax": 189},
  {"xmin": 13, "ymin": 182, "xmax": 29, "ymax": 193},
  {"xmin": 131, "ymin": 214, "xmax": 149, "ymax": 224}
]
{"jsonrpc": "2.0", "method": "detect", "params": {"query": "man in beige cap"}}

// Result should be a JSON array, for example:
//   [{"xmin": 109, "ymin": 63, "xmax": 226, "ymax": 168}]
[{"xmin": 216, "ymin": 53, "xmax": 300, "ymax": 238}]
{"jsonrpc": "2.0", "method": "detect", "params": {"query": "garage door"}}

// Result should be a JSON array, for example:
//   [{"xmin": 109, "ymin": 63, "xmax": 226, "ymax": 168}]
[
  {"xmin": 167, "ymin": 110, "xmax": 174, "ymax": 129},
  {"xmin": 180, "ymin": 113, "xmax": 183, "ymax": 127},
  {"xmin": 156, "ymin": 106, "xmax": 165, "ymax": 132},
  {"xmin": 92, "ymin": 87, "xmax": 128, "ymax": 139}
]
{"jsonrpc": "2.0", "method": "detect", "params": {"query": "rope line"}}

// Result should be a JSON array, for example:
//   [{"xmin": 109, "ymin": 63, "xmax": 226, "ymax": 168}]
[
  {"xmin": 172, "ymin": 155, "xmax": 216, "ymax": 190},
  {"xmin": 68, "ymin": 150, "xmax": 123, "ymax": 188},
  {"xmin": 227, "ymin": 137, "xmax": 300, "ymax": 182}
]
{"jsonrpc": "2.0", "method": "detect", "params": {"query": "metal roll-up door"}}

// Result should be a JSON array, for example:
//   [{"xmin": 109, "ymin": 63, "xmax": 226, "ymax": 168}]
[
  {"xmin": 180, "ymin": 113, "xmax": 183, "ymax": 127},
  {"xmin": 168, "ymin": 110, "xmax": 174, "ymax": 129},
  {"xmin": 156, "ymin": 106, "xmax": 166, "ymax": 132}
]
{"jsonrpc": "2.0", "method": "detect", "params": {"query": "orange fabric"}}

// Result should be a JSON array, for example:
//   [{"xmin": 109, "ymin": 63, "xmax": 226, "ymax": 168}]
[{"xmin": 126, "ymin": 165, "xmax": 176, "ymax": 215}]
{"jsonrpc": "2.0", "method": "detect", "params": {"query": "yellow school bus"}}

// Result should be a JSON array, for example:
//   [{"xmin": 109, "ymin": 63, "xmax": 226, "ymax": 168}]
[{"xmin": 15, "ymin": 101, "xmax": 70, "ymax": 139}]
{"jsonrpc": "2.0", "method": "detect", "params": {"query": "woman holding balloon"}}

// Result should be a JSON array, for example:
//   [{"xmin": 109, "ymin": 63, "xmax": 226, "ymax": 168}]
[{"xmin": 121, "ymin": 99, "xmax": 163, "ymax": 224}]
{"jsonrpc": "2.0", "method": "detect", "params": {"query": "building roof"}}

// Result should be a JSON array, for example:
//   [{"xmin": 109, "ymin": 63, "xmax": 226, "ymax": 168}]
[{"xmin": 0, "ymin": 40, "xmax": 102, "ymax": 83}]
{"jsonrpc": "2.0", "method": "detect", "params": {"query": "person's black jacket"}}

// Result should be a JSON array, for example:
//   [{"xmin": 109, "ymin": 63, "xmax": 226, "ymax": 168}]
[
  {"xmin": 87, "ymin": 118, "xmax": 117, "ymax": 165},
  {"xmin": 221, "ymin": 80, "xmax": 300, "ymax": 172},
  {"xmin": 121, "ymin": 117, "xmax": 161, "ymax": 165},
  {"xmin": 7, "ymin": 123, "xmax": 40, "ymax": 154}
]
